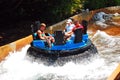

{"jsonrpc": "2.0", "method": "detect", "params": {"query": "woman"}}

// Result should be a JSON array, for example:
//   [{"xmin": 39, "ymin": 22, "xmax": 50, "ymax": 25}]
[{"xmin": 37, "ymin": 23, "xmax": 55, "ymax": 47}]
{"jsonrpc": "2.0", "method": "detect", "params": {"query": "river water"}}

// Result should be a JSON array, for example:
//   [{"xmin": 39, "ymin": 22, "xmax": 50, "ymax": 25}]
[{"xmin": 0, "ymin": 29, "xmax": 120, "ymax": 80}]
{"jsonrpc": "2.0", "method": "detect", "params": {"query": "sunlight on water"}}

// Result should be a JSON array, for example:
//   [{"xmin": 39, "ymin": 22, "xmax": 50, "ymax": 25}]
[{"xmin": 0, "ymin": 30, "xmax": 120, "ymax": 80}]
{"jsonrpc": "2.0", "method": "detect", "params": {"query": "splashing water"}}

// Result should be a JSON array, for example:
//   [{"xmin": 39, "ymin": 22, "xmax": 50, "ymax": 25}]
[
  {"xmin": 92, "ymin": 30, "xmax": 120, "ymax": 58},
  {"xmin": 0, "ymin": 30, "xmax": 120, "ymax": 80}
]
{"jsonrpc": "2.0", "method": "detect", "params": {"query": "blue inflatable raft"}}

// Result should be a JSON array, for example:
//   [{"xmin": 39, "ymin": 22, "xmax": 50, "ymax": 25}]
[
  {"xmin": 27, "ymin": 28, "xmax": 97, "ymax": 57},
  {"xmin": 27, "ymin": 20, "xmax": 97, "ymax": 57}
]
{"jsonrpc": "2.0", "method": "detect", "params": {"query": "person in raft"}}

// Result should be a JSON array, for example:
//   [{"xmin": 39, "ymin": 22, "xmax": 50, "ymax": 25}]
[
  {"xmin": 72, "ymin": 20, "xmax": 84, "ymax": 31},
  {"xmin": 37, "ymin": 23, "xmax": 55, "ymax": 47},
  {"xmin": 64, "ymin": 19, "xmax": 75, "ymax": 40},
  {"xmin": 67, "ymin": 20, "xmax": 84, "ymax": 40}
]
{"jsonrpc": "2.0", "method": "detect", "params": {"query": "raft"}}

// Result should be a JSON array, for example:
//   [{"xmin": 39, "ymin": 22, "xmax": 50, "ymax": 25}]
[{"xmin": 27, "ymin": 28, "xmax": 98, "ymax": 57}]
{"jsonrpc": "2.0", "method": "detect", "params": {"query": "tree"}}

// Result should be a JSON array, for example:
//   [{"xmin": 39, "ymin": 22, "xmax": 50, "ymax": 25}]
[
  {"xmin": 83, "ymin": 0, "xmax": 120, "ymax": 10},
  {"xmin": 16, "ymin": 0, "xmax": 82, "ymax": 25},
  {"xmin": 46, "ymin": 0, "xmax": 82, "ymax": 24}
]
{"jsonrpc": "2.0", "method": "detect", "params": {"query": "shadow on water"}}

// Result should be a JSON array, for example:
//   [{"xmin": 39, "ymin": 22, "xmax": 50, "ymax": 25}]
[{"xmin": 26, "ymin": 44, "xmax": 98, "ymax": 66}]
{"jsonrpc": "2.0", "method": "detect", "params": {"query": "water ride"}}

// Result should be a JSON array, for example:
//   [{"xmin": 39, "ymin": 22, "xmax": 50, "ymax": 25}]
[{"xmin": 27, "ymin": 20, "xmax": 98, "ymax": 58}]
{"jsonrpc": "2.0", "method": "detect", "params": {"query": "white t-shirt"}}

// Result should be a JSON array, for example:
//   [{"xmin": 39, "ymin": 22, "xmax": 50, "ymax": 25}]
[{"xmin": 65, "ymin": 24, "xmax": 75, "ymax": 32}]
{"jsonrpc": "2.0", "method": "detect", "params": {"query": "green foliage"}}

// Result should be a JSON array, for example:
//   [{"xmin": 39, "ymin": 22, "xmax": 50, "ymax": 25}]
[
  {"xmin": 113, "ymin": 0, "xmax": 120, "ymax": 5},
  {"xmin": 16, "ymin": 0, "xmax": 82, "ymax": 25},
  {"xmin": 83, "ymin": 0, "xmax": 120, "ymax": 10},
  {"xmin": 19, "ymin": 0, "xmax": 119, "ymax": 24},
  {"xmin": 47, "ymin": 0, "xmax": 82, "ymax": 23}
]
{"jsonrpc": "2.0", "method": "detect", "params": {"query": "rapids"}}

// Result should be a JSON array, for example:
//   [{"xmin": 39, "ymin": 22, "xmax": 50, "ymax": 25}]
[{"xmin": 0, "ymin": 28, "xmax": 120, "ymax": 80}]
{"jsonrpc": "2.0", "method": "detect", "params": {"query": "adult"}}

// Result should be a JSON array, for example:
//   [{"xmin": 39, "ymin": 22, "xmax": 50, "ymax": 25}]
[
  {"xmin": 37, "ymin": 23, "xmax": 55, "ymax": 47},
  {"xmin": 72, "ymin": 20, "xmax": 84, "ymax": 32},
  {"xmin": 64, "ymin": 19, "xmax": 75, "ymax": 40},
  {"xmin": 69, "ymin": 20, "xmax": 84, "ymax": 42}
]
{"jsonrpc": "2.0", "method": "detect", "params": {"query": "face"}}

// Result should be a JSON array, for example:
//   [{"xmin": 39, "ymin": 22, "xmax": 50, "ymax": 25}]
[
  {"xmin": 75, "ymin": 21, "xmax": 79, "ymax": 25},
  {"xmin": 40, "ymin": 26, "xmax": 46, "ymax": 31}
]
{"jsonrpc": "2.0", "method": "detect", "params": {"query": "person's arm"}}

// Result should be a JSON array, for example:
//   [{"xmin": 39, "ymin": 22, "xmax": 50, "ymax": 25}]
[
  {"xmin": 66, "ymin": 30, "xmax": 73, "ymax": 34},
  {"xmin": 65, "ymin": 30, "xmax": 73, "ymax": 37}
]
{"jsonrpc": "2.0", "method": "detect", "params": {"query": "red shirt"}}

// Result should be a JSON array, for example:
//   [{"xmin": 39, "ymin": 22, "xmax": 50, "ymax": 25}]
[{"xmin": 72, "ymin": 24, "xmax": 83, "ymax": 32}]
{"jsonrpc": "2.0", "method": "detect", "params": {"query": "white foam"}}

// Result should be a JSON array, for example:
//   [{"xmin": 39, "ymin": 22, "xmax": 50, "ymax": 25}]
[
  {"xmin": 92, "ymin": 30, "xmax": 120, "ymax": 48},
  {"xmin": 0, "ymin": 31, "xmax": 120, "ymax": 80}
]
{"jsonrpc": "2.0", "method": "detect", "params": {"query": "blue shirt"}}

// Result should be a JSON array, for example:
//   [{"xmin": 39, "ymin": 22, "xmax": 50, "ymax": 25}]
[{"xmin": 65, "ymin": 24, "xmax": 75, "ymax": 32}]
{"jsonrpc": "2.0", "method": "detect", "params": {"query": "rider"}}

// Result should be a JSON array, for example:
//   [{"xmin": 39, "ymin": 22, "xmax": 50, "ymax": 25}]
[
  {"xmin": 64, "ymin": 19, "xmax": 75, "ymax": 40},
  {"xmin": 72, "ymin": 20, "xmax": 84, "ymax": 32},
  {"xmin": 37, "ymin": 23, "xmax": 55, "ymax": 47},
  {"xmin": 69, "ymin": 20, "xmax": 84, "ymax": 41}
]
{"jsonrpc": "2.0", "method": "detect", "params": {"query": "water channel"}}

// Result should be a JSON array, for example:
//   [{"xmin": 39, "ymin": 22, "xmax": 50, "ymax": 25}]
[{"xmin": 0, "ymin": 29, "xmax": 120, "ymax": 80}]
